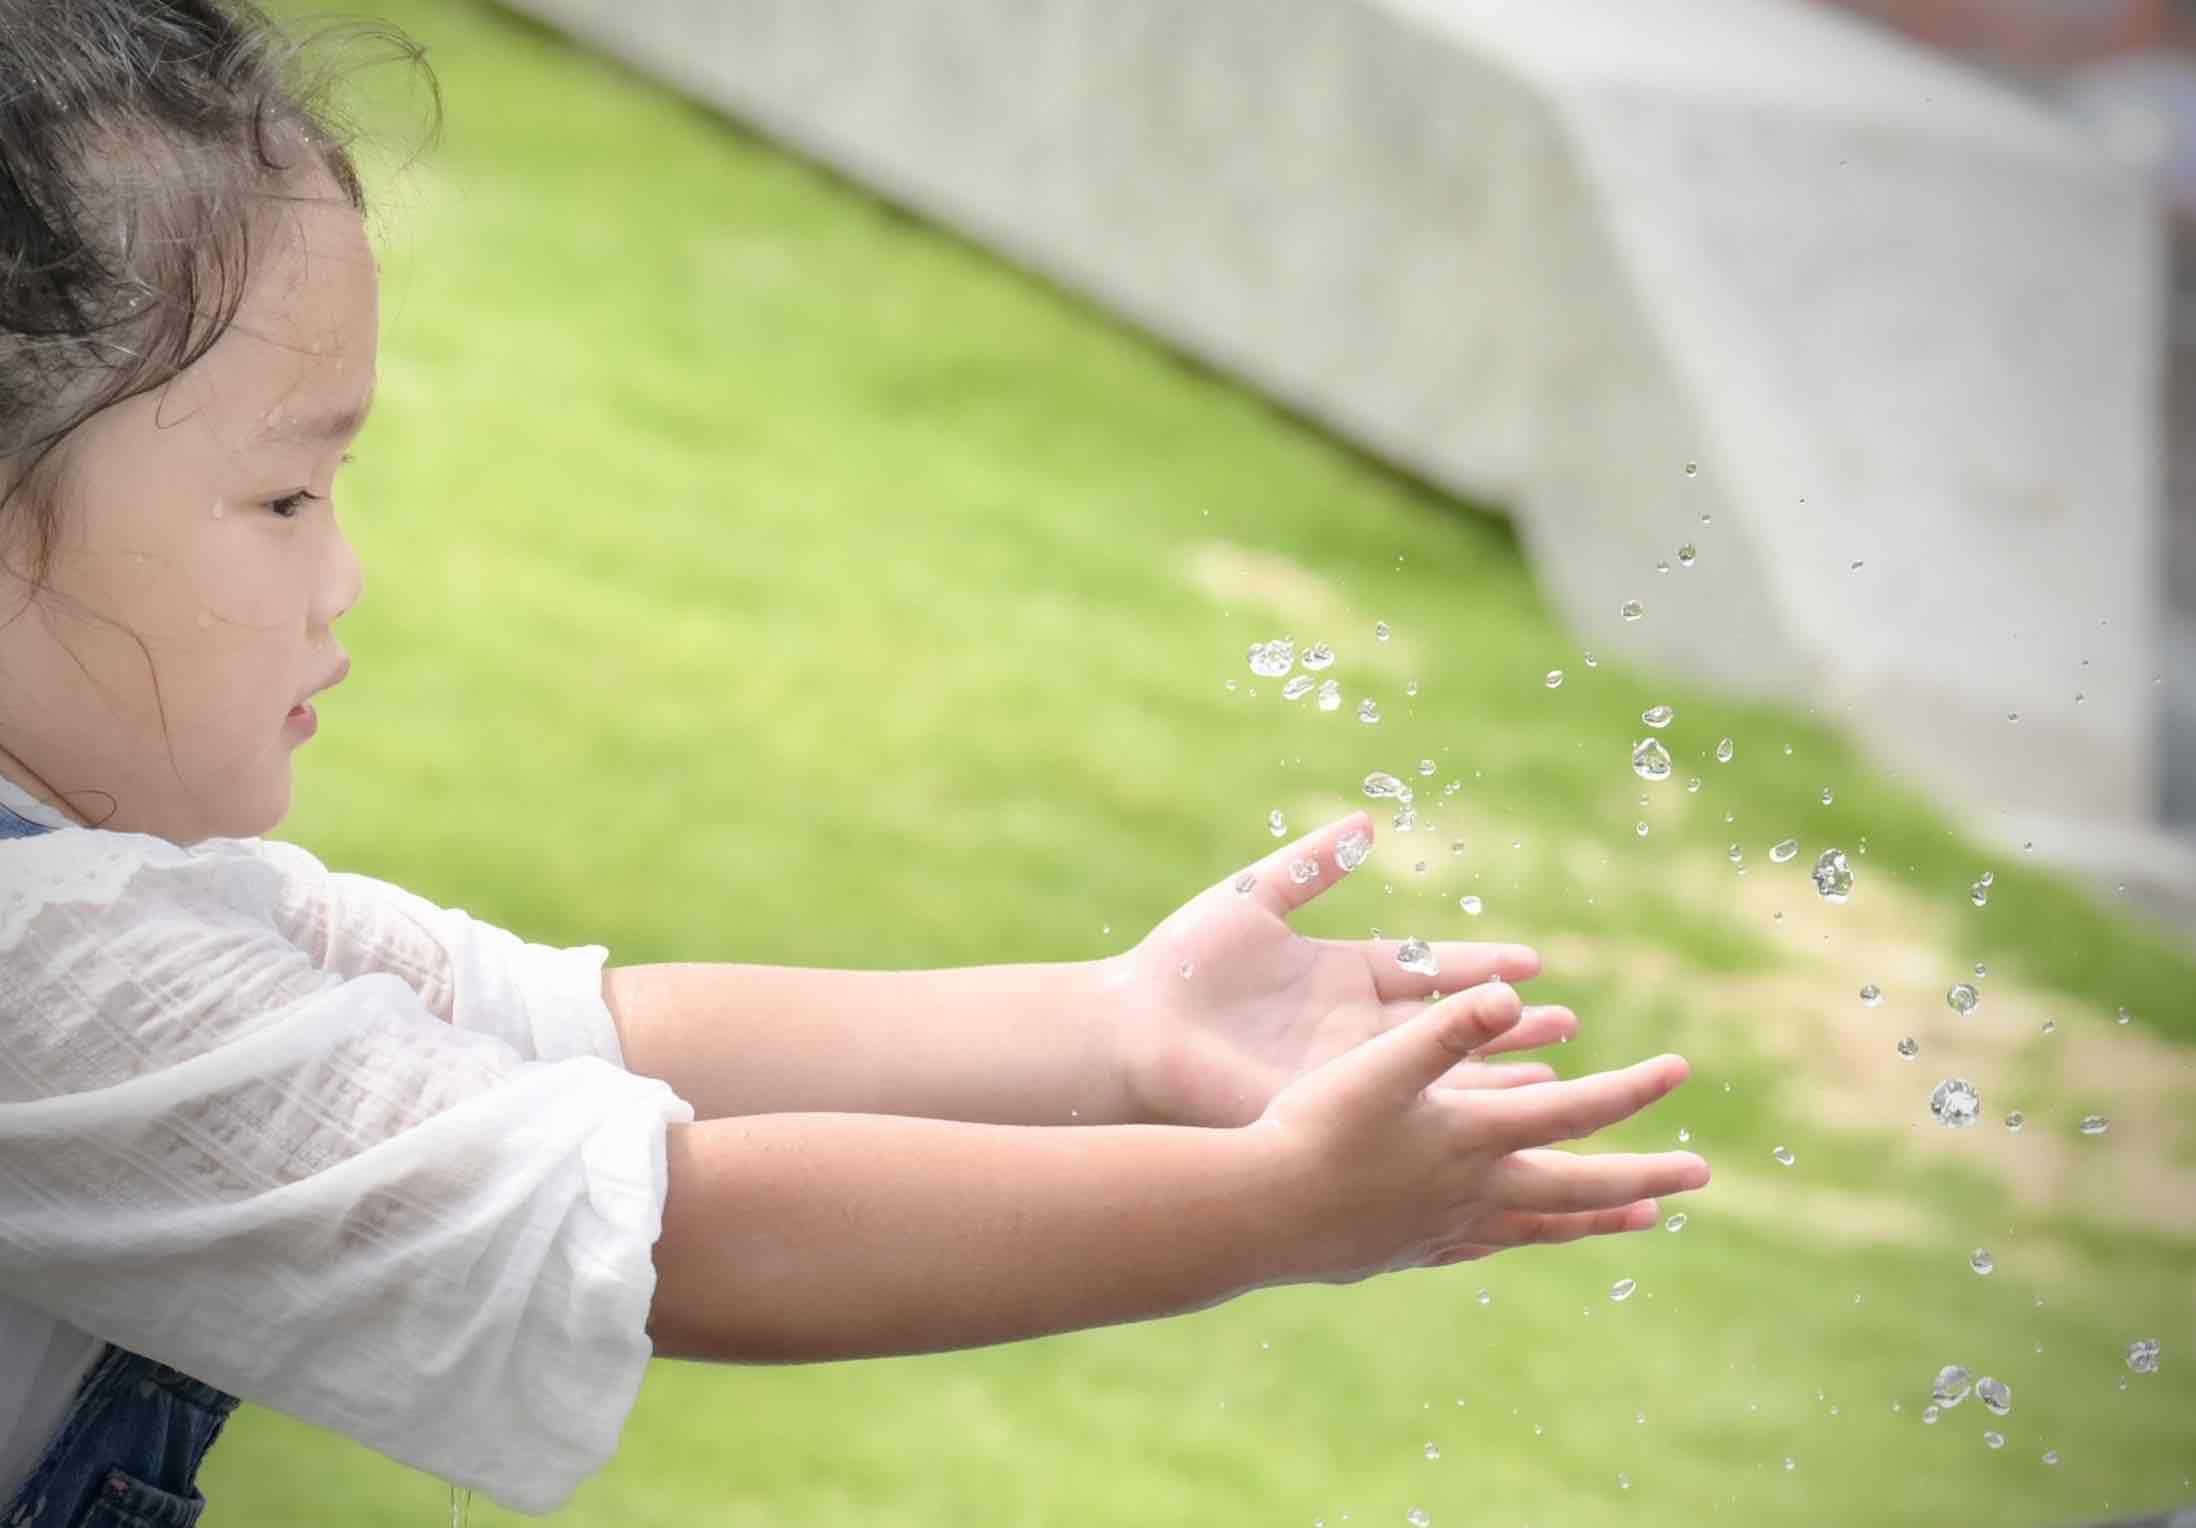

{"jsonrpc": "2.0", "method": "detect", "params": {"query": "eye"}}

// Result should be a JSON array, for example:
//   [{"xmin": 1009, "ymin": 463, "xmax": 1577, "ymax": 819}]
[{"xmin": 267, "ymin": 490, "xmax": 321, "ymax": 520}]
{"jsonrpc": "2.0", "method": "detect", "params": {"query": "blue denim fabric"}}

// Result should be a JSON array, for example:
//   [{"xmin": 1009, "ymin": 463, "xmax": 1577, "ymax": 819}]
[{"xmin": 1, "ymin": 810, "xmax": 243, "ymax": 1525}]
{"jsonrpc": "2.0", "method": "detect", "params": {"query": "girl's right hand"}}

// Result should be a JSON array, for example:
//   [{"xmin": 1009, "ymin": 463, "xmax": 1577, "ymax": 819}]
[{"xmin": 1248, "ymin": 980, "xmax": 1706, "ymax": 1285}]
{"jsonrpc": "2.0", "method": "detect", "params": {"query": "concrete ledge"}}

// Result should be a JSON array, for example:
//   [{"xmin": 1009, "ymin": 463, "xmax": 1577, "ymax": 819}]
[{"xmin": 496, "ymin": 0, "xmax": 2172, "ymax": 864}]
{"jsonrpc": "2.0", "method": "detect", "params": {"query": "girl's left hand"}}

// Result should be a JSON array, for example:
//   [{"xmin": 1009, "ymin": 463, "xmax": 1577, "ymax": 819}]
[{"xmin": 1114, "ymin": 812, "xmax": 1575, "ymax": 1129}]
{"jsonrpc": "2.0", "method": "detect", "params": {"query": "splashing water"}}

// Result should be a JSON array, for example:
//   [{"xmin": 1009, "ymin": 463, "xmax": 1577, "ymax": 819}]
[
  {"xmin": 1335, "ymin": 831, "xmax": 1372, "ymax": 872},
  {"xmin": 1301, "ymin": 641, "xmax": 1336, "ymax": 671},
  {"xmin": 1811, "ymin": 848, "xmax": 1854, "ymax": 902},
  {"xmin": 1282, "ymin": 674, "xmax": 1316, "ymax": 700},
  {"xmin": 1970, "ymin": 1248, "xmax": 1995, "ymax": 1276},
  {"xmin": 1316, "ymin": 679, "xmax": 1343, "ymax": 712},
  {"xmin": 1929, "ymin": 1078, "xmax": 1981, "ymax": 1129},
  {"xmin": 1934, "ymin": 1365, "xmax": 1973, "ymax": 1407},
  {"xmin": 1395, "ymin": 938, "xmax": 1439, "ymax": 977},
  {"xmin": 1247, "ymin": 639, "xmax": 1294, "ymax": 678},
  {"xmin": 1947, "ymin": 983, "xmax": 1980, "ymax": 1015},
  {"xmin": 1631, "ymin": 739, "xmax": 1674, "ymax": 781},
  {"xmin": 1611, "ymin": 1278, "xmax": 1637, "ymax": 1302},
  {"xmin": 1642, "ymin": 704, "xmax": 1674, "ymax": 729},
  {"xmin": 1769, "ymin": 838, "xmax": 1799, "ymax": 864},
  {"xmin": 1976, "ymin": 1377, "xmax": 2011, "ymax": 1416}
]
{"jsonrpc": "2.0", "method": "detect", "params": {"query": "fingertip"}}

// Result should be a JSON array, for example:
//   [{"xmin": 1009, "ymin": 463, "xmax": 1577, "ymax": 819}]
[
  {"xmin": 1504, "ymin": 945, "xmax": 1543, "ymax": 979},
  {"xmin": 1633, "ymin": 1199, "xmax": 1659, "ymax": 1230}
]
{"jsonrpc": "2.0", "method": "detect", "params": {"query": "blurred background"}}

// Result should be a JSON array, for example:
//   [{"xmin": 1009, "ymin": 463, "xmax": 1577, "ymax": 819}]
[{"xmin": 219, "ymin": 0, "xmax": 2194, "ymax": 1523}]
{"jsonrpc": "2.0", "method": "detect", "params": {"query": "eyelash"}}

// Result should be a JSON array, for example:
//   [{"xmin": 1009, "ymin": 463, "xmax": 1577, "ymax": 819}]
[{"xmin": 267, "ymin": 454, "xmax": 356, "ymax": 520}]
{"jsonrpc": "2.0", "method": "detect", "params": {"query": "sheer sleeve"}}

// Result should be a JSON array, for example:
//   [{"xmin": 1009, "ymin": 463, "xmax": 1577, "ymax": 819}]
[{"xmin": 0, "ymin": 831, "xmax": 694, "ymax": 1516}]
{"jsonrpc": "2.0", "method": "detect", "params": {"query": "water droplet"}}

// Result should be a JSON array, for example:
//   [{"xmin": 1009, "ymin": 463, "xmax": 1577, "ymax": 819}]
[
  {"xmin": 1583, "ymin": 651, "xmax": 1598, "ymax": 668},
  {"xmin": 1686, "ymin": 775, "xmax": 1701, "ymax": 793},
  {"xmin": 1316, "ymin": 679, "xmax": 1343, "ymax": 711},
  {"xmin": 1375, "ymin": 621, "xmax": 1391, "ymax": 642},
  {"xmin": 1269, "ymin": 809, "xmax": 1288, "ymax": 837},
  {"xmin": 1621, "ymin": 600, "xmax": 1644, "ymax": 622},
  {"xmin": 2041, "ymin": 1019, "xmax": 2057, "ymax": 1035},
  {"xmin": 1929, "ymin": 1078, "xmax": 1981, "ymax": 1129},
  {"xmin": 1180, "ymin": 962, "xmax": 1196, "ymax": 979},
  {"xmin": 1617, "ymin": 1472, "xmax": 1630, "ymax": 1490},
  {"xmin": 1810, "ymin": 848, "xmax": 1854, "ymax": 901},
  {"xmin": 2042, "ymin": 1450, "xmax": 2060, "ymax": 1465},
  {"xmin": 1715, "ymin": 737, "xmax": 1734, "ymax": 764},
  {"xmin": 1850, "ymin": 560, "xmax": 1864, "ymax": 572},
  {"xmin": 1677, "ymin": 543, "xmax": 1696, "ymax": 566},
  {"xmin": 1225, "ymin": 680, "xmax": 1238, "ymax": 693},
  {"xmin": 1248, "ymin": 639, "xmax": 1295, "ymax": 678},
  {"xmin": 1610, "ymin": 1277, "xmax": 1637, "ymax": 1302},
  {"xmin": 1302, "ymin": 642, "xmax": 1336, "ymax": 671},
  {"xmin": 1655, "ymin": 560, "xmax": 1670, "ymax": 575},
  {"xmin": 1631, "ymin": 739, "xmax": 1673, "ymax": 781},
  {"xmin": 1677, "ymin": 1127, "xmax": 1691, "ymax": 1143},
  {"xmin": 1458, "ymin": 895, "xmax": 1482, "ymax": 916},
  {"xmin": 1289, "ymin": 858, "xmax": 1318, "ymax": 885},
  {"xmin": 1983, "ymin": 1430, "xmax": 2004, "ymax": 1450},
  {"xmin": 1921, "ymin": 1406, "xmax": 1940, "ymax": 1424},
  {"xmin": 1282, "ymin": 674, "xmax": 1316, "ymax": 700},
  {"xmin": 1335, "ymin": 831, "xmax": 1371, "ymax": 872},
  {"xmin": 1665, "ymin": 1212, "xmax": 1687, "ymax": 1232},
  {"xmin": 1395, "ymin": 938, "xmax": 1439, "ymax": 977},
  {"xmin": 1969, "ymin": 880, "xmax": 1990, "ymax": 908},
  {"xmin": 1424, "ymin": 1442, "xmax": 1441, "ymax": 1461},
  {"xmin": 1727, "ymin": 843, "xmax": 1744, "ymax": 863},
  {"xmin": 1976, "ymin": 1377, "xmax": 2011, "ymax": 1415},
  {"xmin": 1934, "ymin": 1366, "xmax": 1972, "ymax": 1407},
  {"xmin": 1642, "ymin": 704, "xmax": 1674, "ymax": 729},
  {"xmin": 2078, "ymin": 1114, "xmax": 2109, "ymax": 1136},
  {"xmin": 1406, "ymin": 1509, "xmax": 1429, "ymax": 1528},
  {"xmin": 1234, "ymin": 873, "xmax": 1258, "ymax": 896},
  {"xmin": 1684, "ymin": 461, "xmax": 1697, "ymax": 477},
  {"xmin": 1973, "ymin": 962, "xmax": 1987, "ymax": 978},
  {"xmin": 1635, "ymin": 820, "xmax": 1650, "ymax": 838},
  {"xmin": 1476, "ymin": 1288, "xmax": 1491, "ymax": 1305},
  {"xmin": 1417, "ymin": 759, "xmax": 1436, "ymax": 777},
  {"xmin": 1970, "ymin": 1247, "xmax": 1995, "ymax": 1276},
  {"xmin": 1773, "ymin": 1145, "xmax": 1795, "ymax": 1166},
  {"xmin": 2004, "ymin": 1110, "xmax": 2024, "ymax": 1132},
  {"xmin": 1358, "ymin": 698, "xmax": 1382, "ymax": 725},
  {"xmin": 1947, "ymin": 983, "xmax": 1980, "ymax": 1015},
  {"xmin": 1820, "ymin": 787, "xmax": 1834, "ymax": 806},
  {"xmin": 1784, "ymin": 1458, "xmax": 1795, "ymax": 1472},
  {"xmin": 2006, "ymin": 712, "xmax": 2019, "ymax": 724},
  {"xmin": 2126, "ymin": 1338, "xmax": 2161, "ymax": 1373},
  {"xmin": 2116, "ymin": 1006, "xmax": 2133, "ymax": 1026},
  {"xmin": 1860, "ymin": 983, "xmax": 1883, "ymax": 1006},
  {"xmin": 1364, "ymin": 772, "xmax": 1406, "ymax": 800},
  {"xmin": 1897, "ymin": 1036, "xmax": 1919, "ymax": 1059},
  {"xmin": 1769, "ymin": 838, "xmax": 1799, "ymax": 864},
  {"xmin": 1544, "ymin": 669, "xmax": 1565, "ymax": 689}
]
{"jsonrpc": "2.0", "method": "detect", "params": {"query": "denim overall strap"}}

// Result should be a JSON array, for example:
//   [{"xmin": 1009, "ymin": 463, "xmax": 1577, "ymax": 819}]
[{"xmin": 1, "ymin": 813, "xmax": 244, "ymax": 1526}]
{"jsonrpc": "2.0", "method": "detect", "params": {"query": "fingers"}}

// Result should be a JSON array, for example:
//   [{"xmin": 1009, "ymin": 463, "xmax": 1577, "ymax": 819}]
[
  {"xmin": 1486, "ymin": 1148, "xmax": 1710, "ymax": 1214},
  {"xmin": 1425, "ymin": 1200, "xmax": 1662, "ymax": 1264},
  {"xmin": 1342, "ymin": 939, "xmax": 1541, "ymax": 1002},
  {"xmin": 1430, "ymin": 1060, "xmax": 1559, "ymax": 1091},
  {"xmin": 1345, "ymin": 982, "xmax": 1524, "ymax": 1109},
  {"xmin": 1232, "ymin": 811, "xmax": 1376, "ymax": 917},
  {"xmin": 1466, "ymin": 1054, "xmax": 1692, "ymax": 1152},
  {"xmin": 1470, "ymin": 1004, "xmax": 1576, "ymax": 1056}
]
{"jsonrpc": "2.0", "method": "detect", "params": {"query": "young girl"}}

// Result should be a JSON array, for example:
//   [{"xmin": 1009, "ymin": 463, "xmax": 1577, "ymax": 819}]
[{"xmin": 0, "ymin": 1, "xmax": 1708, "ymax": 1520}]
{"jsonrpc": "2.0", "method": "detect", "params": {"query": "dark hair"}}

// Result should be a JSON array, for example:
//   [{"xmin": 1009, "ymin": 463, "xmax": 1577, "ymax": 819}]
[{"xmin": 0, "ymin": 0, "xmax": 434, "ymax": 821}]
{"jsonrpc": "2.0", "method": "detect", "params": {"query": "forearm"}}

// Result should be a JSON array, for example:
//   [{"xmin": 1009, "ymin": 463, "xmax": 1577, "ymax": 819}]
[
  {"xmin": 604, "ymin": 960, "xmax": 1133, "ymax": 1125},
  {"xmin": 647, "ymin": 1112, "xmax": 1284, "ymax": 1363}
]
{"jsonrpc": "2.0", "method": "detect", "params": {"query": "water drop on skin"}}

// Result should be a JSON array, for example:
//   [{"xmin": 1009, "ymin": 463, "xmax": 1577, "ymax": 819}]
[
  {"xmin": 1394, "ymin": 938, "xmax": 1439, "ymax": 977},
  {"xmin": 1234, "ymin": 873, "xmax": 1258, "ymax": 895},
  {"xmin": 1334, "ymin": 831, "xmax": 1372, "ymax": 872},
  {"xmin": 1288, "ymin": 858, "xmax": 1318, "ymax": 885}
]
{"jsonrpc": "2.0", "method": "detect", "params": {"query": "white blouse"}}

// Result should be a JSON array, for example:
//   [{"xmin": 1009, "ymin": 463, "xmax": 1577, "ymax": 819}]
[{"xmin": 0, "ymin": 775, "xmax": 693, "ymax": 1516}]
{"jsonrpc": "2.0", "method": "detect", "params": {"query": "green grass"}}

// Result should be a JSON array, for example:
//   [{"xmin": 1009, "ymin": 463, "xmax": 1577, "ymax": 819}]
[{"xmin": 197, "ymin": 2, "xmax": 2196, "ymax": 1523}]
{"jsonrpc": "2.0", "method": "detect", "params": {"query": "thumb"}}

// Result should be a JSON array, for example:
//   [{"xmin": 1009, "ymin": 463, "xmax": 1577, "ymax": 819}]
[{"xmin": 1349, "ymin": 982, "xmax": 1524, "ymax": 1108}]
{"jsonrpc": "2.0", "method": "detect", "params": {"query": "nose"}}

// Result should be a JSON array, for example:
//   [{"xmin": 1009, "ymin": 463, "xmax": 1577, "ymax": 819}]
[{"xmin": 319, "ymin": 520, "xmax": 365, "ymax": 629}]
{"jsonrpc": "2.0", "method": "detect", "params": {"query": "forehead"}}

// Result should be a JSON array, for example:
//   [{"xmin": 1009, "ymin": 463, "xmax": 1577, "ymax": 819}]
[{"xmin": 163, "ymin": 192, "xmax": 380, "ymax": 447}]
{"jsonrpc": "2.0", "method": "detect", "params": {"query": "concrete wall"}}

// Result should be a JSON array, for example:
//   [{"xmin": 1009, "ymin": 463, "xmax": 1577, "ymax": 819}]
[{"xmin": 495, "ymin": 0, "xmax": 2177, "ymax": 878}]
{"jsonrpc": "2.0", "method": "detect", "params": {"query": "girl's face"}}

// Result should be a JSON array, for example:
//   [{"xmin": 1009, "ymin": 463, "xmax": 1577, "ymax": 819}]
[{"xmin": 0, "ymin": 190, "xmax": 377, "ymax": 844}]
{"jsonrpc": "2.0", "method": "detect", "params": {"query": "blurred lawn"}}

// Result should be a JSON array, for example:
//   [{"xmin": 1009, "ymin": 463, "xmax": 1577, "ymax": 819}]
[{"xmin": 207, "ymin": 2, "xmax": 2196, "ymax": 1524}]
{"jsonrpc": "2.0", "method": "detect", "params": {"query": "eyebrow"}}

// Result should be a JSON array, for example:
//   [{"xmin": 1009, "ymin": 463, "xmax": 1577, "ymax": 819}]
[{"xmin": 248, "ymin": 386, "xmax": 377, "ymax": 447}]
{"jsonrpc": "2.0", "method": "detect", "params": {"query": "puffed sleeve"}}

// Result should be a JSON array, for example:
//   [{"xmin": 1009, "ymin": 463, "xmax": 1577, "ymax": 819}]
[{"xmin": 0, "ymin": 831, "xmax": 694, "ymax": 1516}]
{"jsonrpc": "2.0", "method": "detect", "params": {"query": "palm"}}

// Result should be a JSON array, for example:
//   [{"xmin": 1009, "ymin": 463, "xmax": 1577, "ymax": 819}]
[{"xmin": 1122, "ymin": 814, "xmax": 1567, "ymax": 1128}]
